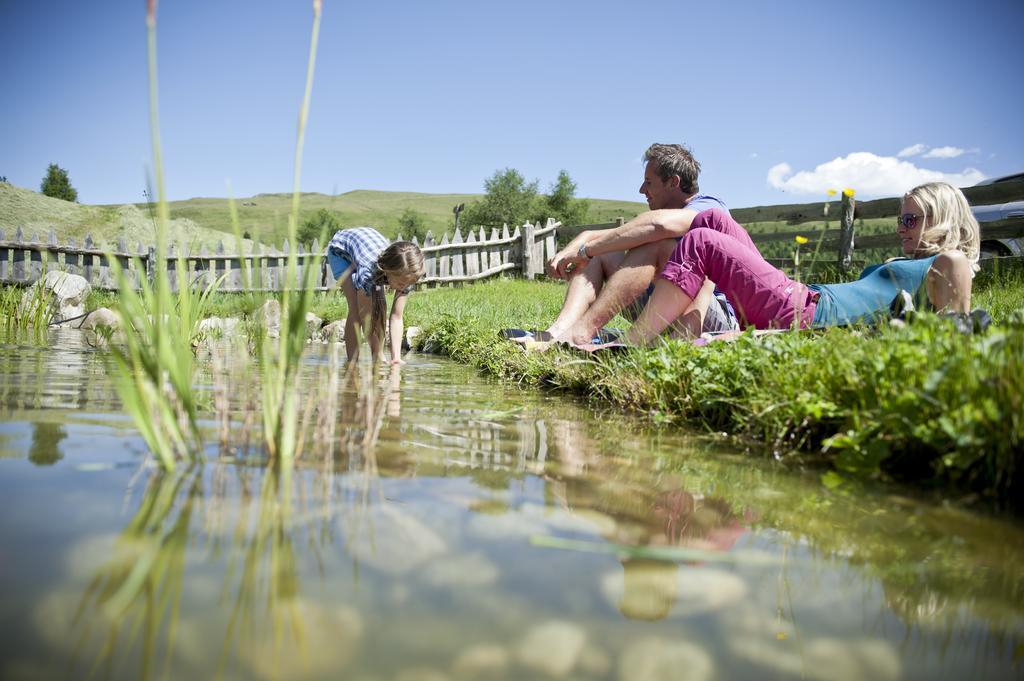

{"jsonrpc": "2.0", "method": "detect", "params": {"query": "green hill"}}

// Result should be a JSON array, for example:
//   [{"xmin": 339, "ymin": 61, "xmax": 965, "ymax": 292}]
[
  {"xmin": 0, "ymin": 181, "xmax": 647, "ymax": 248},
  {"xmin": 5, "ymin": 178, "xmax": 1020, "ymax": 256},
  {"xmin": 0, "ymin": 182, "xmax": 251, "ymax": 250},
  {"xmin": 144, "ymin": 189, "xmax": 647, "ymax": 244}
]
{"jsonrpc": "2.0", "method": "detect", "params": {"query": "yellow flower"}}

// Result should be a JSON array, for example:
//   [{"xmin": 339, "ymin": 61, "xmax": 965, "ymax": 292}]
[
  {"xmin": 826, "ymin": 189, "xmax": 837, "ymax": 197},
  {"xmin": 777, "ymin": 632, "xmax": 788, "ymax": 640},
  {"xmin": 843, "ymin": 188, "xmax": 856, "ymax": 197},
  {"xmin": 795, "ymin": 235, "xmax": 809, "ymax": 244}
]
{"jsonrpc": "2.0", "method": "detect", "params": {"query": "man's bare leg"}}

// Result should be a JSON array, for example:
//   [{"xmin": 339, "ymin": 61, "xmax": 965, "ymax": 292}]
[
  {"xmin": 667, "ymin": 279, "xmax": 717, "ymax": 339},
  {"xmin": 624, "ymin": 279, "xmax": 696, "ymax": 346},
  {"xmin": 533, "ymin": 252, "xmax": 625, "ymax": 341},
  {"xmin": 567, "ymin": 240, "xmax": 676, "ymax": 345}
]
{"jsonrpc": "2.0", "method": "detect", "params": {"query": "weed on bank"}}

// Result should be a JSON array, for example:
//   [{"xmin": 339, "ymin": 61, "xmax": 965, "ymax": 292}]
[{"xmin": 404, "ymin": 275, "xmax": 1024, "ymax": 508}]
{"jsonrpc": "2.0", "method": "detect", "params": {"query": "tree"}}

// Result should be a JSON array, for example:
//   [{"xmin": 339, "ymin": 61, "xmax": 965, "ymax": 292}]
[
  {"xmin": 543, "ymin": 170, "xmax": 589, "ymax": 227},
  {"xmin": 40, "ymin": 163, "xmax": 78, "ymax": 202},
  {"xmin": 461, "ymin": 168, "xmax": 541, "ymax": 229},
  {"xmin": 397, "ymin": 208, "xmax": 428, "ymax": 242},
  {"xmin": 297, "ymin": 208, "xmax": 342, "ymax": 247}
]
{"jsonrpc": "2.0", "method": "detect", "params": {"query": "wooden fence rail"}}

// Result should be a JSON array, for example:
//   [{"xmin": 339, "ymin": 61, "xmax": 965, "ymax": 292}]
[
  {"xmin": 0, "ymin": 219, "xmax": 560, "ymax": 292},
  {"xmin": 566, "ymin": 192, "xmax": 1024, "ymax": 271}
]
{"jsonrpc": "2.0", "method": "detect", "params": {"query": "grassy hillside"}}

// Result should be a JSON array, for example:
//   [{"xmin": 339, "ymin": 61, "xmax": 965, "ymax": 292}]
[
  {"xmin": 6, "ymin": 178, "xmax": 1020, "ymax": 258},
  {"xmin": 0, "ymin": 182, "xmax": 251, "ymax": 250},
  {"xmin": 0, "ymin": 180, "xmax": 648, "ymax": 248},
  {"xmin": 147, "ymin": 190, "xmax": 649, "ymax": 245}
]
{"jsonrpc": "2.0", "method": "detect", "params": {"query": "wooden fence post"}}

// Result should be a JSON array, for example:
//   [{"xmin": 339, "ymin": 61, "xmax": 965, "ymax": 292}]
[
  {"xmin": 29, "ymin": 233, "xmax": 43, "ymax": 282},
  {"xmin": 465, "ymin": 229, "xmax": 479, "ymax": 278},
  {"xmin": 451, "ymin": 228, "xmax": 465, "ymax": 279},
  {"xmin": 83, "ymin": 235, "xmax": 94, "ymax": 285},
  {"xmin": 838, "ymin": 191, "xmax": 856, "ymax": 271},
  {"xmin": 423, "ymin": 231, "xmax": 436, "ymax": 282},
  {"xmin": 521, "ymin": 222, "xmax": 535, "ymax": 279},
  {"xmin": 438, "ymin": 233, "xmax": 451, "ymax": 280},
  {"xmin": 46, "ymin": 230, "xmax": 58, "ymax": 276}
]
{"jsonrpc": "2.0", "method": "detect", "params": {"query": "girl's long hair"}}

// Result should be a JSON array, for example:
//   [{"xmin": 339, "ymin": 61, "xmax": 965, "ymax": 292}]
[
  {"xmin": 368, "ymin": 241, "xmax": 425, "ymax": 340},
  {"xmin": 904, "ymin": 182, "xmax": 981, "ymax": 272}
]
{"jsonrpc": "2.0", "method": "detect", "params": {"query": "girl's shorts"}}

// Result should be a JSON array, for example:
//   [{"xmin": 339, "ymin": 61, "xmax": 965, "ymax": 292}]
[{"xmin": 327, "ymin": 249, "xmax": 354, "ymax": 279}]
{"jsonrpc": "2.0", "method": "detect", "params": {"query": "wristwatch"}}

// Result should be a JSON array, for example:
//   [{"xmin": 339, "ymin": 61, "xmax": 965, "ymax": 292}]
[{"xmin": 577, "ymin": 243, "xmax": 590, "ymax": 260}]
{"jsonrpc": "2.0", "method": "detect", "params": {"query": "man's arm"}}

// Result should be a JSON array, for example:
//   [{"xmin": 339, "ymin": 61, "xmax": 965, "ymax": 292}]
[{"xmin": 548, "ymin": 208, "xmax": 701, "ymax": 279}]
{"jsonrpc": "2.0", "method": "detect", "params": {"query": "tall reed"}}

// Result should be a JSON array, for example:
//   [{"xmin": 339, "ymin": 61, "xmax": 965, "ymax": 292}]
[
  {"xmin": 106, "ymin": 1, "xmax": 223, "ymax": 469},
  {"xmin": 0, "ymin": 282, "xmax": 51, "ymax": 340},
  {"xmin": 256, "ymin": 0, "xmax": 324, "ymax": 464}
]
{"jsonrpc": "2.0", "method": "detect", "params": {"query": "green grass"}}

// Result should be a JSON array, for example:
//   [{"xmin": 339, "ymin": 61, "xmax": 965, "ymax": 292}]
[
  {"xmin": 1, "ymin": 182, "xmax": 648, "ymax": 251},
  {"xmin": 33, "ymin": 261, "xmax": 1024, "ymax": 506},
  {"xmin": 391, "ymin": 272, "xmax": 1024, "ymax": 509}
]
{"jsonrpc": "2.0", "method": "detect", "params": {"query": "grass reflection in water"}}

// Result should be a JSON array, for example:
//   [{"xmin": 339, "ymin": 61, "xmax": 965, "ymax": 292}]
[
  {"xmin": 72, "ymin": 352, "xmax": 398, "ymax": 681},
  {"xmin": 3, "ymin": 337, "xmax": 1023, "ymax": 679}
]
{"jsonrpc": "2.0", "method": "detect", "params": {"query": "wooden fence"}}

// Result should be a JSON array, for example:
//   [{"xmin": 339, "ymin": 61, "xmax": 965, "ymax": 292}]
[
  {"xmin": 566, "ymin": 192, "xmax": 1024, "ymax": 271},
  {"xmin": 0, "ymin": 219, "xmax": 560, "ymax": 291}
]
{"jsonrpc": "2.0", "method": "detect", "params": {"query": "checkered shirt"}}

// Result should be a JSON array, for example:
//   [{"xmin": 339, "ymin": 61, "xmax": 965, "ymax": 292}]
[{"xmin": 327, "ymin": 227, "xmax": 390, "ymax": 295}]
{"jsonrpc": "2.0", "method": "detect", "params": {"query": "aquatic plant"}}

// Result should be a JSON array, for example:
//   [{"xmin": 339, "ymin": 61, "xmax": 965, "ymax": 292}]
[
  {"xmin": 73, "ymin": 466, "xmax": 201, "ymax": 681},
  {"xmin": 104, "ymin": 1, "xmax": 224, "ymax": 469},
  {"xmin": 0, "ymin": 282, "xmax": 51, "ymax": 339},
  {"xmin": 254, "ymin": 0, "xmax": 324, "ymax": 463}
]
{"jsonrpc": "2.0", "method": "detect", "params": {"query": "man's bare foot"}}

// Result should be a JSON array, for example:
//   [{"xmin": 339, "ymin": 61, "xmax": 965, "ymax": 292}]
[
  {"xmin": 519, "ymin": 339, "xmax": 558, "ymax": 352},
  {"xmin": 568, "ymin": 324, "xmax": 599, "ymax": 346},
  {"xmin": 510, "ymin": 329, "xmax": 559, "ymax": 345}
]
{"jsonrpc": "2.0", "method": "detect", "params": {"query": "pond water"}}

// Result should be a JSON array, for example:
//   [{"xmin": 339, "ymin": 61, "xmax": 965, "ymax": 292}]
[{"xmin": 1, "ymin": 329, "xmax": 1022, "ymax": 681}]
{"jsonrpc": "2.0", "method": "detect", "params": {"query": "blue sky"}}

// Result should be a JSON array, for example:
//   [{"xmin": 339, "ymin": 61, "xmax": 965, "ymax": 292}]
[{"xmin": 2, "ymin": 0, "xmax": 1022, "ymax": 209}]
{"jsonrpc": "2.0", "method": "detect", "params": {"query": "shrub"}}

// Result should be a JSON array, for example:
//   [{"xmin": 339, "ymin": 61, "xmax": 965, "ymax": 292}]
[
  {"xmin": 40, "ymin": 163, "xmax": 78, "ymax": 202},
  {"xmin": 298, "ymin": 208, "xmax": 341, "ymax": 248}
]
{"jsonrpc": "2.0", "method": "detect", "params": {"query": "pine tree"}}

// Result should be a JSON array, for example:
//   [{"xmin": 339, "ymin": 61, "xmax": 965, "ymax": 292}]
[{"xmin": 40, "ymin": 163, "xmax": 78, "ymax": 202}]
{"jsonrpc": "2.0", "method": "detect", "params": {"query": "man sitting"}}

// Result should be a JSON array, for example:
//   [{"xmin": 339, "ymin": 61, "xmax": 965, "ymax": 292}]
[{"xmin": 534, "ymin": 143, "xmax": 746, "ymax": 346}]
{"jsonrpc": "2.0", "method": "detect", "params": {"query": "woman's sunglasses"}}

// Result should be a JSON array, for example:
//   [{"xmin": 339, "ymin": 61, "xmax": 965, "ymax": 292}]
[{"xmin": 897, "ymin": 213, "xmax": 923, "ymax": 229}]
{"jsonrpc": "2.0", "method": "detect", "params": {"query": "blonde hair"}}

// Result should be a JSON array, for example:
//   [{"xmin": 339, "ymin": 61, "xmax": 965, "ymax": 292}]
[
  {"xmin": 903, "ymin": 182, "xmax": 980, "ymax": 272},
  {"xmin": 369, "ymin": 241, "xmax": 425, "ymax": 339}
]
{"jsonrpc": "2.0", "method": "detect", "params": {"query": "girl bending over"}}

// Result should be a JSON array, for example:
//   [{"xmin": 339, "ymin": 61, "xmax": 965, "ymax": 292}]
[{"xmin": 326, "ymin": 227, "xmax": 424, "ymax": 364}]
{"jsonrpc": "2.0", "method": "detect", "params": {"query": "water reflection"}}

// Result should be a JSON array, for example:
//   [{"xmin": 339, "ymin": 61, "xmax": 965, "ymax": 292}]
[
  {"xmin": 0, "ymin": 327, "xmax": 121, "ymax": 413},
  {"xmin": 0, "ymin": 339, "xmax": 1022, "ymax": 679},
  {"xmin": 29, "ymin": 422, "xmax": 66, "ymax": 465}
]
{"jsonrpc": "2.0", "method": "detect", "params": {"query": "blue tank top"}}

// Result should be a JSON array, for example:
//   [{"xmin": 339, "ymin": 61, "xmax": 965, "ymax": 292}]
[{"xmin": 809, "ymin": 256, "xmax": 937, "ymax": 327}]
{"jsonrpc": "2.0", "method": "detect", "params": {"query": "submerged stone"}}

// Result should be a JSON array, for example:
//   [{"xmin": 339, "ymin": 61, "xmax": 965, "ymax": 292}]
[
  {"xmin": 243, "ymin": 601, "xmax": 363, "ymax": 680},
  {"xmin": 423, "ymin": 552, "xmax": 500, "ymax": 587},
  {"xmin": 345, "ymin": 503, "xmax": 447, "ymax": 575},
  {"xmin": 601, "ymin": 565, "xmax": 747, "ymax": 620},
  {"xmin": 618, "ymin": 637, "xmax": 713, "ymax": 681},
  {"xmin": 516, "ymin": 619, "xmax": 587, "ymax": 678},
  {"xmin": 394, "ymin": 667, "xmax": 452, "ymax": 681},
  {"xmin": 451, "ymin": 643, "xmax": 509, "ymax": 677}
]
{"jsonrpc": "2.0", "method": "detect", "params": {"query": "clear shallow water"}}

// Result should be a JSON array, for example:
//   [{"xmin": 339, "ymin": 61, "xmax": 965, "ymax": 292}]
[{"xmin": 0, "ymin": 329, "xmax": 1022, "ymax": 680}]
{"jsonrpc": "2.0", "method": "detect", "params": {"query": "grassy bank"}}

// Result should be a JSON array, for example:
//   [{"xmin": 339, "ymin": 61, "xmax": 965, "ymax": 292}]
[
  {"xmin": 399, "ymin": 268, "xmax": 1024, "ymax": 509},
  {"xmin": 73, "ymin": 262, "xmax": 1024, "ymax": 506}
]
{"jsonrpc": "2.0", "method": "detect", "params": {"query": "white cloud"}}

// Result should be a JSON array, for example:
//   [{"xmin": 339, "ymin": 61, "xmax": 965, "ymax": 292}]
[
  {"xmin": 766, "ymin": 152, "xmax": 986, "ymax": 197},
  {"xmin": 749, "ymin": 152, "xmax": 759, "ymax": 159},
  {"xmin": 922, "ymin": 145, "xmax": 965, "ymax": 159},
  {"xmin": 897, "ymin": 143, "xmax": 927, "ymax": 158}
]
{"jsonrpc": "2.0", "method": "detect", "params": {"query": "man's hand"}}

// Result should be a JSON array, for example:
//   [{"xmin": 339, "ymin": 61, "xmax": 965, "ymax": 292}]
[{"xmin": 547, "ymin": 241, "xmax": 590, "ymax": 280}]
